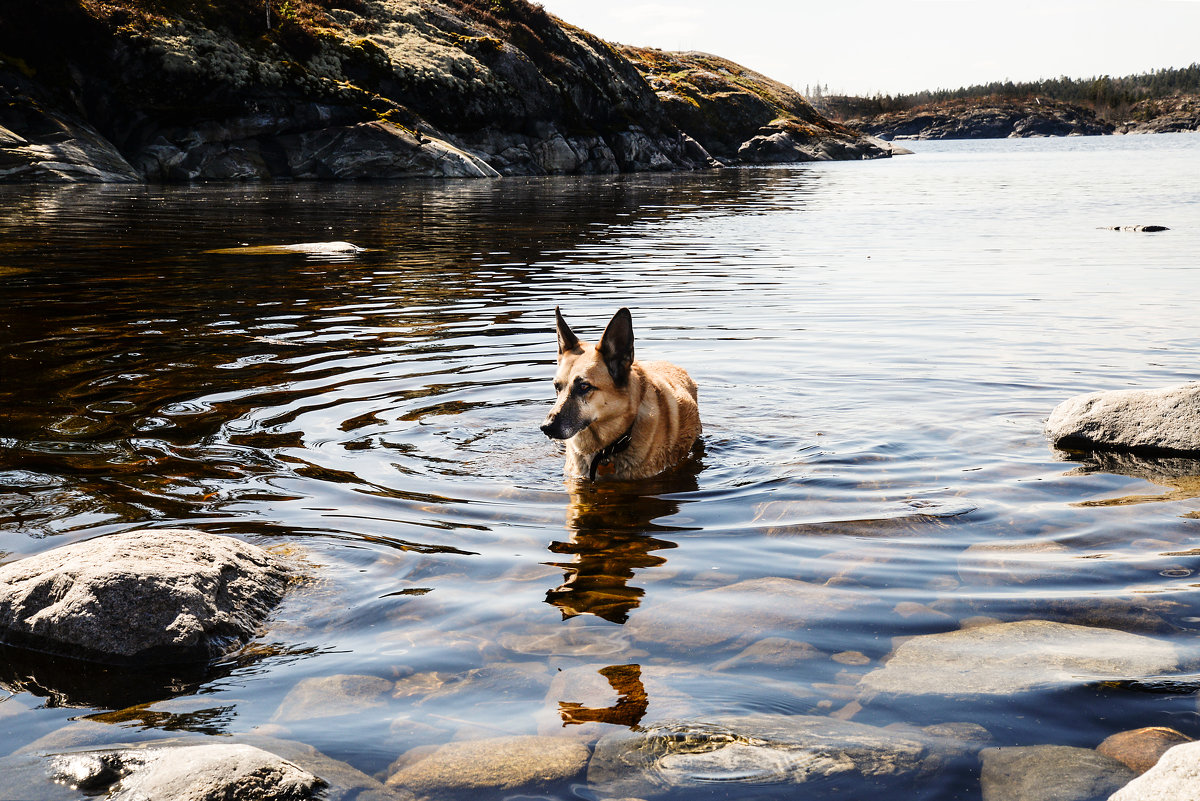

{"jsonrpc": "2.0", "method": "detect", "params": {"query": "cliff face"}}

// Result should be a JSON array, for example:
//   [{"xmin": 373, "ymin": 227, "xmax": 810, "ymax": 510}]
[
  {"xmin": 619, "ymin": 47, "xmax": 893, "ymax": 162},
  {"xmin": 845, "ymin": 98, "xmax": 1115, "ymax": 140},
  {"xmin": 0, "ymin": 0, "xmax": 886, "ymax": 182}
]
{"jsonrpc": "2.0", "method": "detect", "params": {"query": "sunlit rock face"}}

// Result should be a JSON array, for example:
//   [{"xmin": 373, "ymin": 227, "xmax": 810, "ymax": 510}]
[
  {"xmin": 0, "ymin": 0, "xmax": 884, "ymax": 182},
  {"xmin": 0, "ymin": 528, "xmax": 290, "ymax": 665},
  {"xmin": 1046, "ymin": 382, "xmax": 1200, "ymax": 454}
]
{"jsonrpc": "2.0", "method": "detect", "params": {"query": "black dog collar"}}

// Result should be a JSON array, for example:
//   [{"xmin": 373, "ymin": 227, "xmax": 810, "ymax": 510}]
[{"xmin": 588, "ymin": 424, "xmax": 635, "ymax": 481}]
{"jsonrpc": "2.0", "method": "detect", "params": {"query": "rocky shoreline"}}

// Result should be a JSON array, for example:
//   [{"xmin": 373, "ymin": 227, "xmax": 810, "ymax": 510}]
[
  {"xmin": 4, "ymin": 521, "xmax": 1200, "ymax": 799},
  {"xmin": 830, "ymin": 95, "xmax": 1200, "ymax": 141},
  {"xmin": 0, "ymin": 0, "xmax": 892, "ymax": 184}
]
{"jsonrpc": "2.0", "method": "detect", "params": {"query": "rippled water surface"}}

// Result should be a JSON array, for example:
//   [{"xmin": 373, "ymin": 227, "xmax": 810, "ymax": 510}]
[{"xmin": 3, "ymin": 133, "xmax": 1200, "ymax": 798}]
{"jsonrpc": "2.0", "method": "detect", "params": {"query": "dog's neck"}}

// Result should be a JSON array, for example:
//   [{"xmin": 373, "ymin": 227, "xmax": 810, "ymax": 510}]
[{"xmin": 588, "ymin": 422, "xmax": 636, "ymax": 481}]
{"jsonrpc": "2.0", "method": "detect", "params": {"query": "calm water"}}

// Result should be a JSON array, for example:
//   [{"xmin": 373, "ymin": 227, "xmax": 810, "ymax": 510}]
[{"xmin": 2, "ymin": 132, "xmax": 1200, "ymax": 797}]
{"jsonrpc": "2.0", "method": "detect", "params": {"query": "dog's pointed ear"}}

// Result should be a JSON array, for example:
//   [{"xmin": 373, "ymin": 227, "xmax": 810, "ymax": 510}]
[
  {"xmin": 598, "ymin": 307, "xmax": 635, "ymax": 387},
  {"xmin": 555, "ymin": 306, "xmax": 581, "ymax": 354}
]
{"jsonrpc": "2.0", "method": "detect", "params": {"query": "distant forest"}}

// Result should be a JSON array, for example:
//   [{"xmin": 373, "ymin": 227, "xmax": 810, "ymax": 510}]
[{"xmin": 812, "ymin": 63, "xmax": 1200, "ymax": 119}]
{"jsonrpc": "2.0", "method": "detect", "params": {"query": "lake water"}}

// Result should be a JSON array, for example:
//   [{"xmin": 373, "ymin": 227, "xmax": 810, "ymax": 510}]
[{"xmin": 2, "ymin": 132, "xmax": 1200, "ymax": 798}]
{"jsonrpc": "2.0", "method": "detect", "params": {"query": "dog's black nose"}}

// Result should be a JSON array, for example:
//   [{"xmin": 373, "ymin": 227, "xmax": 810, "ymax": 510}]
[{"xmin": 540, "ymin": 422, "xmax": 556, "ymax": 438}]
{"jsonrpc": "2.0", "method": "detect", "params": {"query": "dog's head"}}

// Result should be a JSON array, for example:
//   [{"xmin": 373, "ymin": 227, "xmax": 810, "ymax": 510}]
[{"xmin": 541, "ymin": 307, "xmax": 636, "ymax": 442}]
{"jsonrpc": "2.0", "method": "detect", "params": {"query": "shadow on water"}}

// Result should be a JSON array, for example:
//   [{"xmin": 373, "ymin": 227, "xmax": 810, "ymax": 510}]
[
  {"xmin": 0, "ymin": 640, "xmax": 322, "ymax": 718},
  {"xmin": 544, "ymin": 443, "xmax": 706, "ymax": 624},
  {"xmin": 1055, "ymin": 448, "xmax": 1200, "ymax": 507}
]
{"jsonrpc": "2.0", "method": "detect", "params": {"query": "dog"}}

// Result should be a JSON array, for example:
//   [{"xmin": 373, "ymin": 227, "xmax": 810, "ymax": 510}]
[{"xmin": 541, "ymin": 307, "xmax": 701, "ymax": 480}]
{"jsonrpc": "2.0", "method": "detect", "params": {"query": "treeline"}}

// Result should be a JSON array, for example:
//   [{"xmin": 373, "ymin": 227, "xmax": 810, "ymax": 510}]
[{"xmin": 815, "ymin": 63, "xmax": 1200, "ymax": 119}]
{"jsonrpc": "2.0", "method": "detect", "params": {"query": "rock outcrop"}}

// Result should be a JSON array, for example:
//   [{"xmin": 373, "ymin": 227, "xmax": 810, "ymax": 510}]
[
  {"xmin": 1045, "ymin": 382, "xmax": 1200, "ymax": 455},
  {"xmin": 618, "ymin": 48, "xmax": 895, "ymax": 162},
  {"xmin": 0, "ymin": 528, "xmax": 289, "ymax": 665},
  {"xmin": 0, "ymin": 0, "xmax": 886, "ymax": 182},
  {"xmin": 1117, "ymin": 95, "xmax": 1200, "ymax": 134},
  {"xmin": 846, "ymin": 98, "xmax": 1114, "ymax": 140}
]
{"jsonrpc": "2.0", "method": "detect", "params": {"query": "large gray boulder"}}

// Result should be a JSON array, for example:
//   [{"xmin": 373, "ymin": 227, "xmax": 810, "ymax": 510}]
[
  {"xmin": 1045, "ymin": 383, "xmax": 1200, "ymax": 454},
  {"xmin": 859, "ymin": 620, "xmax": 1181, "ymax": 698},
  {"xmin": 587, "ymin": 714, "xmax": 982, "ymax": 798},
  {"xmin": 0, "ymin": 529, "xmax": 290, "ymax": 665},
  {"xmin": 1109, "ymin": 740, "xmax": 1200, "ymax": 800}
]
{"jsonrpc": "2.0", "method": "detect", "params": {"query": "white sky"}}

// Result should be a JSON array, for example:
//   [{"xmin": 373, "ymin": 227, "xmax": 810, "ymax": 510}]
[{"xmin": 536, "ymin": 0, "xmax": 1200, "ymax": 96}]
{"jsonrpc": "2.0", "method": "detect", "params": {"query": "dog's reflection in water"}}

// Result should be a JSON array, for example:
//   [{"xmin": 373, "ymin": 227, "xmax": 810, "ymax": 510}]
[{"xmin": 544, "ymin": 443, "xmax": 704, "ymax": 624}]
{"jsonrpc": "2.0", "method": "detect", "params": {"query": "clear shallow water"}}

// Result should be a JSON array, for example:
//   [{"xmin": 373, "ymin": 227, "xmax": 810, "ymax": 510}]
[{"xmin": 1, "ymin": 133, "xmax": 1200, "ymax": 796}]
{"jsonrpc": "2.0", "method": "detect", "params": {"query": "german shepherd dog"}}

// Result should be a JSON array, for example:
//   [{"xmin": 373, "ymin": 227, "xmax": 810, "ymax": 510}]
[{"xmin": 541, "ymin": 307, "xmax": 701, "ymax": 480}]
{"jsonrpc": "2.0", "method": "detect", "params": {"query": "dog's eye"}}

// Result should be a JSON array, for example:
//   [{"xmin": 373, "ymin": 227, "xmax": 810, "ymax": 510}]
[
  {"xmin": 574, "ymin": 382, "xmax": 593, "ymax": 395},
  {"xmin": 554, "ymin": 381, "xmax": 565, "ymax": 393}
]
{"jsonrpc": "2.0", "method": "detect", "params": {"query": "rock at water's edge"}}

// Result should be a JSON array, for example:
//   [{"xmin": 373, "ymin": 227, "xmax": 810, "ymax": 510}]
[
  {"xmin": 1108, "ymin": 740, "xmax": 1200, "ymax": 800},
  {"xmin": 1045, "ymin": 382, "xmax": 1200, "ymax": 454},
  {"xmin": 0, "ymin": 529, "xmax": 290, "ymax": 665}
]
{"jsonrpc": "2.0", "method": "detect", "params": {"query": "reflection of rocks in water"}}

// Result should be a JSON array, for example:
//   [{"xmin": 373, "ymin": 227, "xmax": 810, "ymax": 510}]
[
  {"xmin": 546, "ymin": 470, "xmax": 698, "ymax": 623},
  {"xmin": 0, "ymin": 639, "xmax": 314, "ymax": 713},
  {"xmin": 0, "ymin": 646, "xmax": 209, "ymax": 711},
  {"xmin": 1058, "ymin": 449, "xmax": 1200, "ymax": 506}
]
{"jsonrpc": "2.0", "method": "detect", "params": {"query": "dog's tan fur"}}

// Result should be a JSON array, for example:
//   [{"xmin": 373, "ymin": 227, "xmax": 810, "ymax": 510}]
[{"xmin": 541, "ymin": 307, "xmax": 701, "ymax": 480}]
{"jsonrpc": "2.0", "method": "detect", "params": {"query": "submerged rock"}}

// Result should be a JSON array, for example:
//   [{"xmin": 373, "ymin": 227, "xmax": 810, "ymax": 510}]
[
  {"xmin": 978, "ymin": 745, "xmax": 1135, "ymax": 801},
  {"xmin": 626, "ymin": 576, "xmax": 861, "ymax": 650},
  {"xmin": 272, "ymin": 674, "xmax": 394, "ymax": 723},
  {"xmin": 0, "ymin": 529, "xmax": 290, "ymax": 665},
  {"xmin": 1109, "ymin": 740, "xmax": 1200, "ymax": 800},
  {"xmin": 587, "ymin": 714, "xmax": 981, "ymax": 798},
  {"xmin": 1097, "ymin": 727, "xmax": 1192, "ymax": 775},
  {"xmin": 385, "ymin": 735, "xmax": 589, "ymax": 799},
  {"xmin": 858, "ymin": 620, "xmax": 1180, "ymax": 698},
  {"xmin": 1045, "ymin": 382, "xmax": 1200, "ymax": 454}
]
